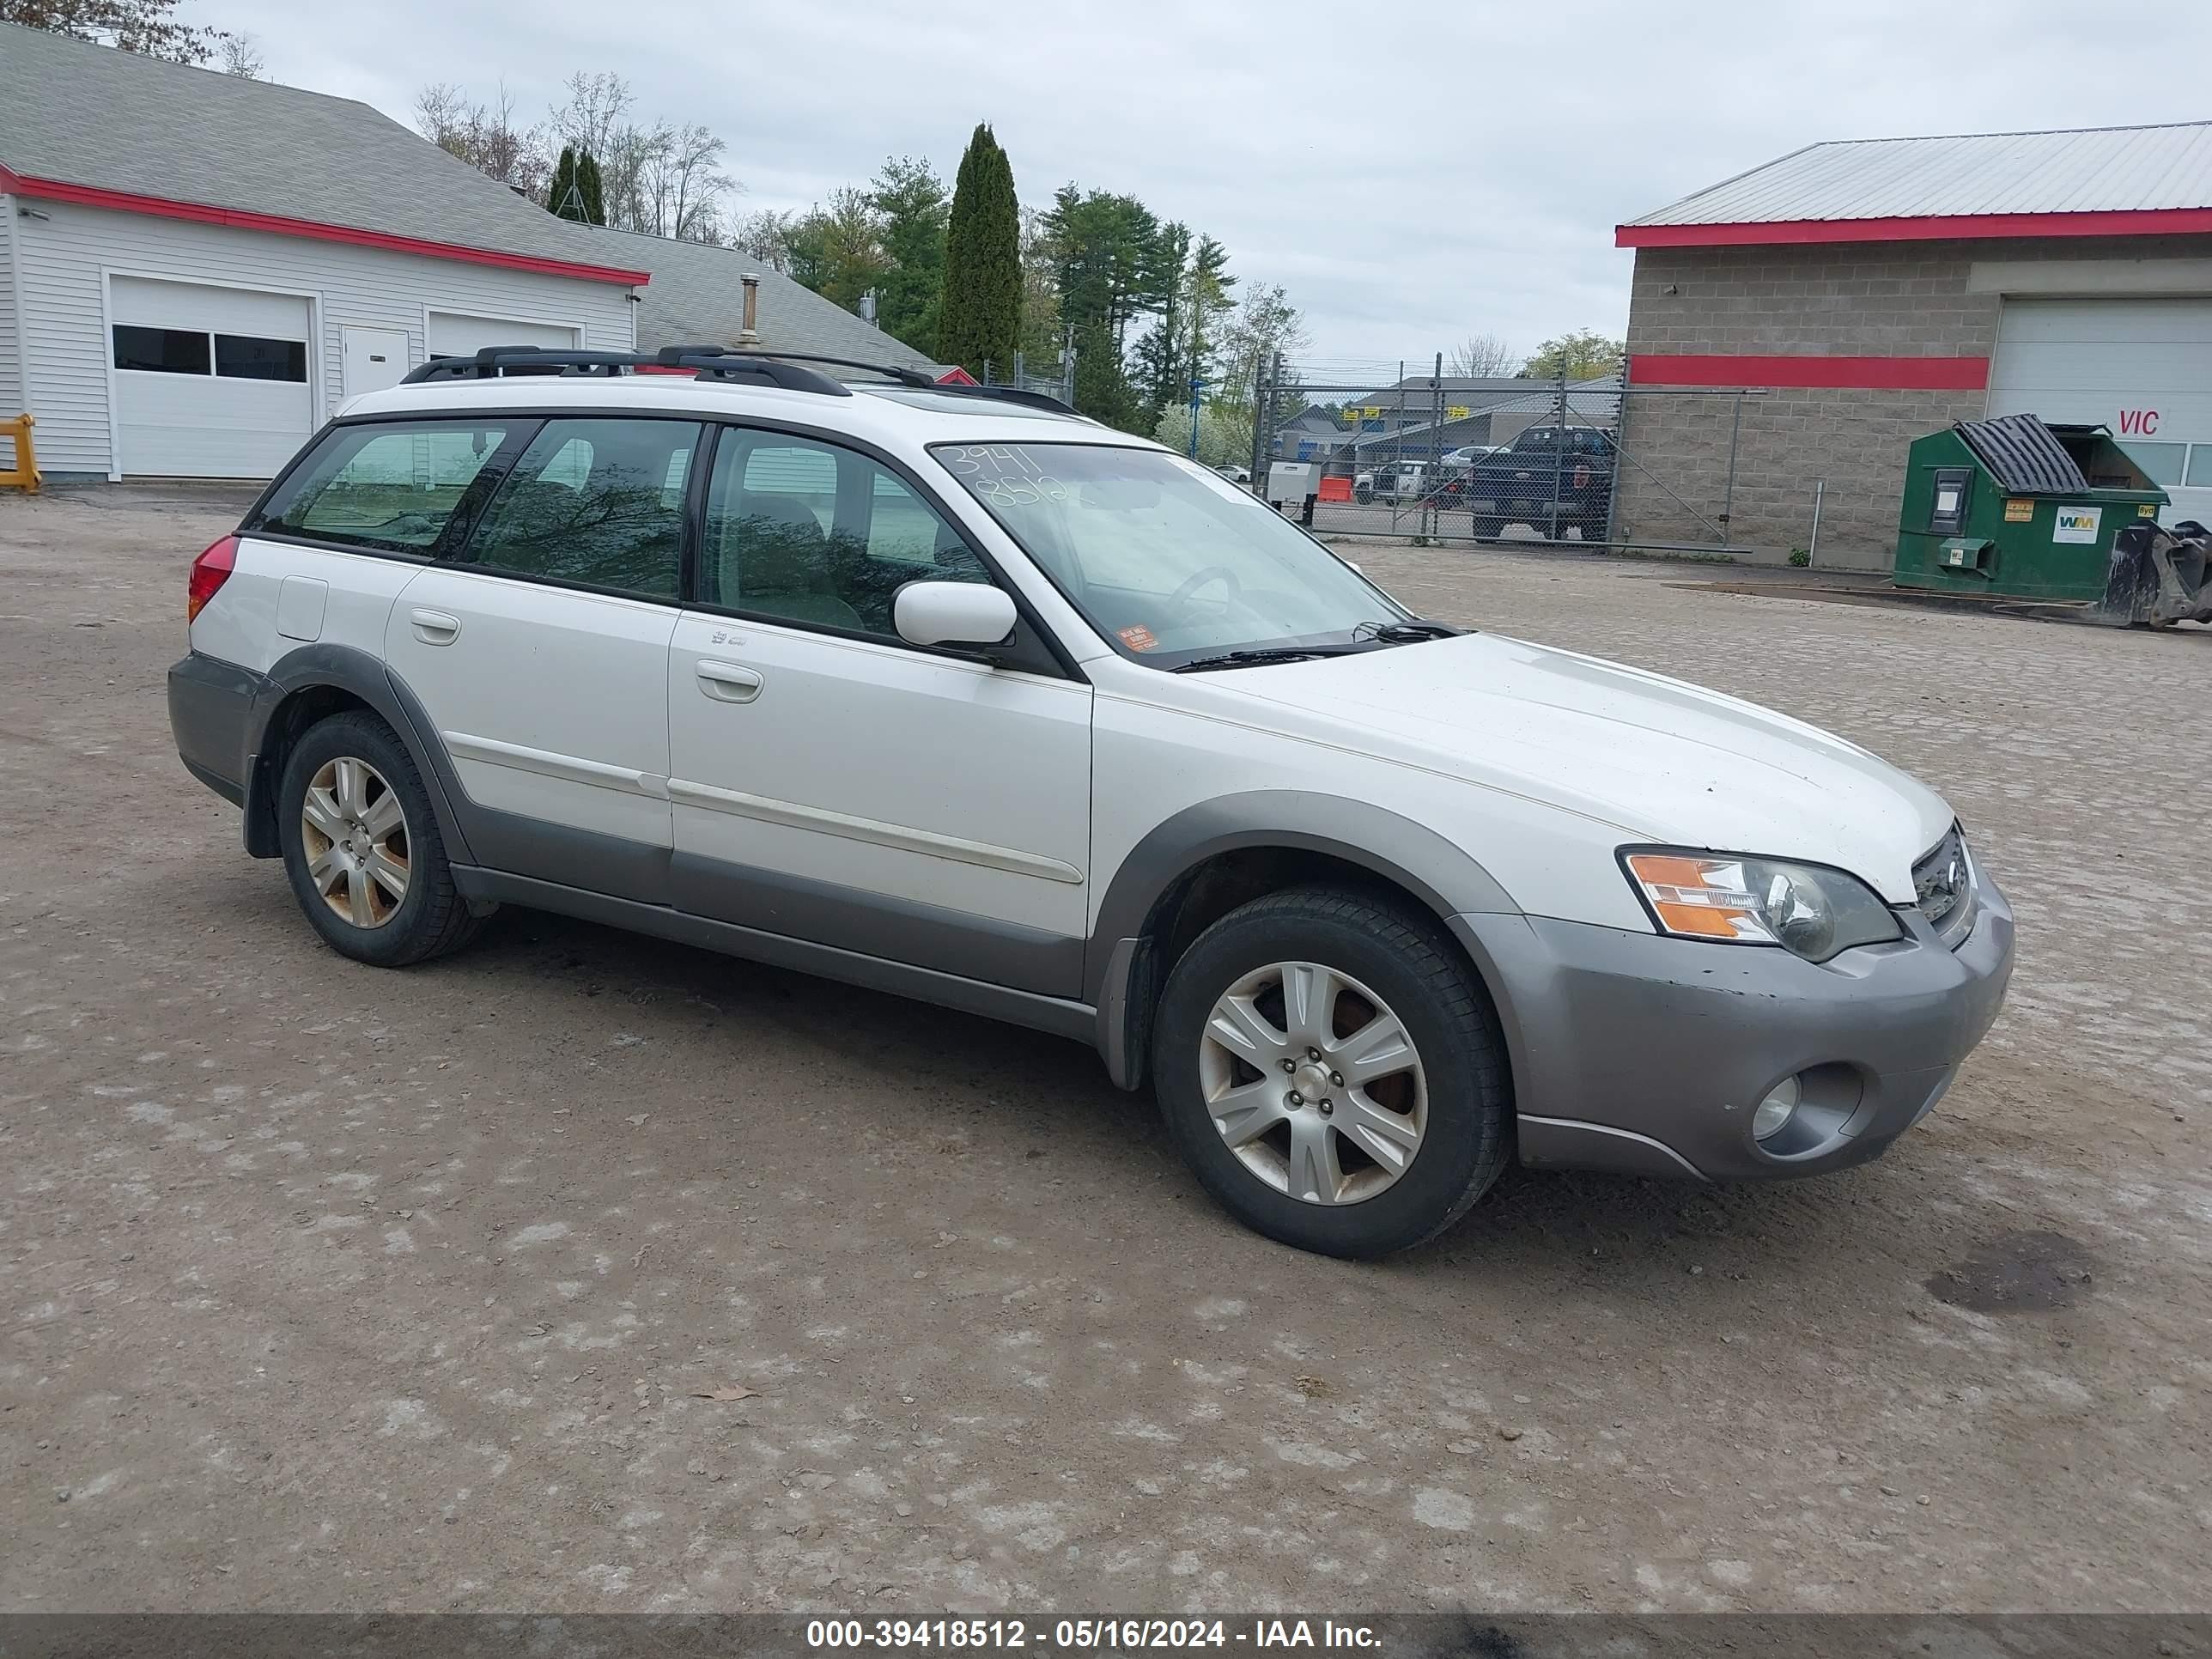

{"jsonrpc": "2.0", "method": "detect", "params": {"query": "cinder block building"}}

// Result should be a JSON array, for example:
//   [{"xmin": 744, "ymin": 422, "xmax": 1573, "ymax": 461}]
[{"xmin": 1614, "ymin": 122, "xmax": 2212, "ymax": 569}]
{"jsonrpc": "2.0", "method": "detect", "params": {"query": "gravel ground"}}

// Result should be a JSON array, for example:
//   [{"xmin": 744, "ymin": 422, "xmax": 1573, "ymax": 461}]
[{"xmin": 2, "ymin": 491, "xmax": 2208, "ymax": 1615}]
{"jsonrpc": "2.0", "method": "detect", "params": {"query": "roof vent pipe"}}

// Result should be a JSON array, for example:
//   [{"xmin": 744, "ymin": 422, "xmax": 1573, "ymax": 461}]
[{"xmin": 738, "ymin": 274, "xmax": 761, "ymax": 345}]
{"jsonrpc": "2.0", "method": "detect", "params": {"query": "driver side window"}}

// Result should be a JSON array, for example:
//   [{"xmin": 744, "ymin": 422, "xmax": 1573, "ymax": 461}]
[{"xmin": 700, "ymin": 430, "xmax": 994, "ymax": 638}]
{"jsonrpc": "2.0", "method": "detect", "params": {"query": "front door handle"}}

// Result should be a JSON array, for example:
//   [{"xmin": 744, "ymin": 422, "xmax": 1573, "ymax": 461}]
[
  {"xmin": 696, "ymin": 659, "xmax": 764, "ymax": 702},
  {"xmin": 410, "ymin": 608, "xmax": 462, "ymax": 646}
]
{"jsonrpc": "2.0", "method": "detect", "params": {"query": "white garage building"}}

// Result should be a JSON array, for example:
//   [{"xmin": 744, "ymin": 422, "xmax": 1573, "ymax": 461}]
[
  {"xmin": 0, "ymin": 21, "xmax": 649, "ymax": 481},
  {"xmin": 1617, "ymin": 120, "xmax": 2212, "ymax": 565}
]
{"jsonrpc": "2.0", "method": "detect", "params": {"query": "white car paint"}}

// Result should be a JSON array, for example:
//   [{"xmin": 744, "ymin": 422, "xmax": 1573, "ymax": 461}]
[
  {"xmin": 665, "ymin": 611, "xmax": 1093, "ymax": 943},
  {"xmin": 219, "ymin": 374, "xmax": 1962, "ymax": 943},
  {"xmin": 382, "ymin": 566, "xmax": 678, "ymax": 850},
  {"xmin": 1148, "ymin": 633, "xmax": 1951, "ymax": 906}
]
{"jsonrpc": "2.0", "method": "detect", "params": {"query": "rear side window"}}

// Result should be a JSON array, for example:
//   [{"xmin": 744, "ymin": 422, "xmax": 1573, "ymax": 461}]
[
  {"xmin": 459, "ymin": 418, "xmax": 699, "ymax": 600},
  {"xmin": 252, "ymin": 421, "xmax": 512, "ymax": 553}
]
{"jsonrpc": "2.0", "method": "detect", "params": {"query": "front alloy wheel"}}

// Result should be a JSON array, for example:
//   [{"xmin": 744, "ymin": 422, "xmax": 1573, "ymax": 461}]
[
  {"xmin": 1200, "ymin": 960, "xmax": 1426, "ymax": 1205},
  {"xmin": 300, "ymin": 756, "xmax": 410, "ymax": 928},
  {"xmin": 1152, "ymin": 886, "xmax": 1510, "ymax": 1257}
]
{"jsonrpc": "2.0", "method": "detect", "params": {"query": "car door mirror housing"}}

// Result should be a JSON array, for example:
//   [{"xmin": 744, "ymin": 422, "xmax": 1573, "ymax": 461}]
[{"xmin": 894, "ymin": 581, "xmax": 1018, "ymax": 650}]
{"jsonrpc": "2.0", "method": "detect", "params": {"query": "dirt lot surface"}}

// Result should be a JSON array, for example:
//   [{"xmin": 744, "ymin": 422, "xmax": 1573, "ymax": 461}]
[{"xmin": 3, "ymin": 489, "xmax": 2207, "ymax": 1615}]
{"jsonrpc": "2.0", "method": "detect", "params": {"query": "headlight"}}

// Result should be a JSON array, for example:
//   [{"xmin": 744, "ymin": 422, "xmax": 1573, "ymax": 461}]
[{"xmin": 1620, "ymin": 849, "xmax": 1902, "ymax": 963}]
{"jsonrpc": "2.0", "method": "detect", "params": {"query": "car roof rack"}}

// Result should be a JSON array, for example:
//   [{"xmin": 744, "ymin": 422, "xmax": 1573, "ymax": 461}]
[
  {"xmin": 403, "ymin": 344, "xmax": 851, "ymax": 396},
  {"xmin": 398, "ymin": 343, "xmax": 1077, "ymax": 412},
  {"xmin": 892, "ymin": 381, "xmax": 1079, "ymax": 416}
]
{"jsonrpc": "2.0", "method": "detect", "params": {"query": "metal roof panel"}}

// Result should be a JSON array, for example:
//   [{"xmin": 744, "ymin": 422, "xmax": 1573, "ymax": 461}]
[{"xmin": 1631, "ymin": 122, "xmax": 2212, "ymax": 228}]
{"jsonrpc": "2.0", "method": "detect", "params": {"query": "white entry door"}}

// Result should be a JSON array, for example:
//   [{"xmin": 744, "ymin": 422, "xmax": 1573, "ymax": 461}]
[
  {"xmin": 341, "ymin": 325, "xmax": 410, "ymax": 401},
  {"xmin": 109, "ymin": 276, "xmax": 313, "ymax": 477}
]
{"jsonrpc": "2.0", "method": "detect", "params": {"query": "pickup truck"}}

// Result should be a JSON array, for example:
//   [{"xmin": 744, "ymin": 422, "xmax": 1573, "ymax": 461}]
[{"xmin": 1431, "ymin": 427, "xmax": 1614, "ymax": 540}]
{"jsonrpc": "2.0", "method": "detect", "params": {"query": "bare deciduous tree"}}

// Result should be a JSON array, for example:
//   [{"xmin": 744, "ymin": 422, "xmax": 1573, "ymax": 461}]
[
  {"xmin": 2, "ymin": 0, "xmax": 227, "ymax": 63},
  {"xmin": 414, "ymin": 81, "xmax": 549, "ymax": 201},
  {"xmin": 1448, "ymin": 332, "xmax": 1522, "ymax": 378},
  {"xmin": 216, "ymin": 31, "xmax": 263, "ymax": 76},
  {"xmin": 539, "ymin": 73, "xmax": 735, "ymax": 243},
  {"xmin": 728, "ymin": 209, "xmax": 800, "ymax": 273}
]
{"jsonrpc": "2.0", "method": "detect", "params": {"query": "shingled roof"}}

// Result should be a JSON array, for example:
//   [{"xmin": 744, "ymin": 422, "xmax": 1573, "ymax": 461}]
[{"xmin": 0, "ymin": 21, "xmax": 647, "ymax": 285}]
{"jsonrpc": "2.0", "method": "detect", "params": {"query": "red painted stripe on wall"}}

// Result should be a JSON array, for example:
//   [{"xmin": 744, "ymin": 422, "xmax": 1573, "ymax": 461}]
[
  {"xmin": 1629, "ymin": 354, "xmax": 1990, "ymax": 391},
  {"xmin": 3, "ymin": 172, "xmax": 652, "ymax": 287},
  {"xmin": 1616, "ymin": 206, "xmax": 2212, "ymax": 248}
]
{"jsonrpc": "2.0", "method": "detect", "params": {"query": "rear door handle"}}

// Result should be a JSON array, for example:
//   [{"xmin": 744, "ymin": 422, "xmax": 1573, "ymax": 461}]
[
  {"xmin": 410, "ymin": 607, "xmax": 461, "ymax": 646},
  {"xmin": 696, "ymin": 659, "xmax": 763, "ymax": 702}
]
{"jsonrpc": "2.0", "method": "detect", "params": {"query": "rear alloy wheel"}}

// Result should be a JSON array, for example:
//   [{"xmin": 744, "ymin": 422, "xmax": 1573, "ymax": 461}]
[
  {"xmin": 300, "ymin": 756, "xmax": 410, "ymax": 929},
  {"xmin": 1153, "ymin": 886, "xmax": 1511, "ymax": 1257},
  {"xmin": 278, "ymin": 710, "xmax": 483, "ymax": 968}
]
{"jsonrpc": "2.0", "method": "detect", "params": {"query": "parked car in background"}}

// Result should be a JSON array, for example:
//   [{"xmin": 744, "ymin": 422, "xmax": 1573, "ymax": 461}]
[
  {"xmin": 1354, "ymin": 461, "xmax": 1430, "ymax": 505},
  {"xmin": 1213, "ymin": 464, "xmax": 1252, "ymax": 486},
  {"xmin": 1431, "ymin": 427, "xmax": 1615, "ymax": 539},
  {"xmin": 1439, "ymin": 445, "xmax": 1503, "ymax": 471},
  {"xmin": 168, "ymin": 348, "xmax": 2013, "ymax": 1259}
]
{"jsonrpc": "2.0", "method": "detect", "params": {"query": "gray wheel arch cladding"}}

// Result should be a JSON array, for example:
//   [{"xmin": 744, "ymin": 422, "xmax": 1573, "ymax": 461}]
[
  {"xmin": 246, "ymin": 643, "xmax": 475, "ymax": 867},
  {"xmin": 1085, "ymin": 791, "xmax": 1525, "ymax": 1086}
]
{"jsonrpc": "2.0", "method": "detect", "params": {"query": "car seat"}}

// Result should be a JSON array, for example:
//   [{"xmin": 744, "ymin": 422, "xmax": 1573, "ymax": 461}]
[{"xmin": 715, "ymin": 492, "xmax": 864, "ymax": 630}]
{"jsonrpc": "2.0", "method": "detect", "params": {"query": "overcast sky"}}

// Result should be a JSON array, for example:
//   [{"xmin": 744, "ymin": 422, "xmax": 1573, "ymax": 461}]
[{"xmin": 194, "ymin": 0, "xmax": 2212, "ymax": 378}]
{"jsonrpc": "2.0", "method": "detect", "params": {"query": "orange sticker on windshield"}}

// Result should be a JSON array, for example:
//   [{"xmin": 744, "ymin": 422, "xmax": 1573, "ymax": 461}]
[{"xmin": 1118, "ymin": 625, "xmax": 1158, "ymax": 653}]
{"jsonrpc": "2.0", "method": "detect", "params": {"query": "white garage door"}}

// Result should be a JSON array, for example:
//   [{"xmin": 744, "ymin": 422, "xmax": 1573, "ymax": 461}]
[
  {"xmin": 426, "ymin": 311, "xmax": 580, "ymax": 360},
  {"xmin": 110, "ymin": 276, "xmax": 313, "ymax": 478},
  {"xmin": 1988, "ymin": 297, "xmax": 2212, "ymax": 525}
]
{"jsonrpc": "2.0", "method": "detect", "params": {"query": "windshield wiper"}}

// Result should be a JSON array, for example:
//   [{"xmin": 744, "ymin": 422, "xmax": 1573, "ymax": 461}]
[
  {"xmin": 1168, "ymin": 645, "xmax": 1371, "ymax": 674},
  {"xmin": 1351, "ymin": 617, "xmax": 1461, "ymax": 643}
]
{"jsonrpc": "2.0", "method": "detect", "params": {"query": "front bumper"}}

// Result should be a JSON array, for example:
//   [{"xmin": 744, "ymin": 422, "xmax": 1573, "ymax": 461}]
[{"xmin": 1454, "ymin": 875, "xmax": 2015, "ymax": 1182}]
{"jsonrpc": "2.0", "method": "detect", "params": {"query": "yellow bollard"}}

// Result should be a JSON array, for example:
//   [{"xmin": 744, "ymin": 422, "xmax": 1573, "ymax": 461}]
[{"xmin": 1, "ymin": 414, "xmax": 40, "ymax": 494}]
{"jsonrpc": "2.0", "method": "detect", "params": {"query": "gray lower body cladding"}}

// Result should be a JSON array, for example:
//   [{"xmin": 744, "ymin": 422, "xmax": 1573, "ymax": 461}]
[
  {"xmin": 1455, "ymin": 882, "xmax": 2015, "ymax": 1182},
  {"xmin": 172, "ymin": 649, "xmax": 2016, "ymax": 1188},
  {"xmin": 167, "ymin": 650, "xmax": 260, "ymax": 805}
]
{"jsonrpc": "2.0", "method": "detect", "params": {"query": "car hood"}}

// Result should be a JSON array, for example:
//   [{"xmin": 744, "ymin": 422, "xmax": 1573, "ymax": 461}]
[{"xmin": 1200, "ymin": 633, "xmax": 1953, "ymax": 903}]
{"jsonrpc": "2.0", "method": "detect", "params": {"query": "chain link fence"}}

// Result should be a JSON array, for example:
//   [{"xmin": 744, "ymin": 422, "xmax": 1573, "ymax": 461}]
[{"xmin": 1247, "ymin": 356, "xmax": 1789, "ymax": 557}]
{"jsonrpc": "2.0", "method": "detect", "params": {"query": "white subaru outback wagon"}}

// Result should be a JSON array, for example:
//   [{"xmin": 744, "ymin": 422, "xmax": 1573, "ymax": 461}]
[{"xmin": 168, "ymin": 346, "xmax": 2013, "ymax": 1258}]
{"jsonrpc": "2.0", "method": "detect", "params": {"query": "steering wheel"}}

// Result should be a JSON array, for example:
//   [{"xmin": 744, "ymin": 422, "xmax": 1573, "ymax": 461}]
[{"xmin": 1166, "ymin": 564, "xmax": 1243, "ymax": 617}]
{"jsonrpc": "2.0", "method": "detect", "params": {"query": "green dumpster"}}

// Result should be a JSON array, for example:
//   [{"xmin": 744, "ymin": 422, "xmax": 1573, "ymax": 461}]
[{"xmin": 1893, "ymin": 414, "xmax": 2166, "ymax": 601}]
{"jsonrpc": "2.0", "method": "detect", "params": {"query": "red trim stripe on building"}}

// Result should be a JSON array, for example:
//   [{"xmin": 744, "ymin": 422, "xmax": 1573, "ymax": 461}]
[
  {"xmin": 0, "ymin": 169, "xmax": 651, "ymax": 287},
  {"xmin": 1616, "ymin": 206, "xmax": 2212, "ymax": 249},
  {"xmin": 1629, "ymin": 354, "xmax": 1990, "ymax": 391}
]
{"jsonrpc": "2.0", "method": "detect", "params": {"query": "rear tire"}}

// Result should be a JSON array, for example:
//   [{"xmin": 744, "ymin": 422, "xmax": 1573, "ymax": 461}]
[
  {"xmin": 1152, "ymin": 886, "xmax": 1511, "ymax": 1258},
  {"xmin": 277, "ymin": 711, "xmax": 481, "ymax": 968}
]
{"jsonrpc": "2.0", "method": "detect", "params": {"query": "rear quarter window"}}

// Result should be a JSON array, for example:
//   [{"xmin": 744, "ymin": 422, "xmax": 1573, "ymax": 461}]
[{"xmin": 251, "ymin": 421, "xmax": 514, "ymax": 554}]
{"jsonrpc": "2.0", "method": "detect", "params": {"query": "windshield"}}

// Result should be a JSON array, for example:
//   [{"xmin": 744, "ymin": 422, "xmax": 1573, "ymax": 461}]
[{"xmin": 932, "ymin": 441, "xmax": 1411, "ymax": 666}]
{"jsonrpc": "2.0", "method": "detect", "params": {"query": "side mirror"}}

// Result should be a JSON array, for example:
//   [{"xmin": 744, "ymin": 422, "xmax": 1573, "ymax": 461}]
[{"xmin": 894, "ymin": 580, "xmax": 1018, "ymax": 650}]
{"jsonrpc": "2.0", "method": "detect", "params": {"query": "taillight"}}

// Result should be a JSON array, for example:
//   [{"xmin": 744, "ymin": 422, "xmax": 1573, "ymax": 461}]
[{"xmin": 186, "ymin": 535, "xmax": 238, "ymax": 623}]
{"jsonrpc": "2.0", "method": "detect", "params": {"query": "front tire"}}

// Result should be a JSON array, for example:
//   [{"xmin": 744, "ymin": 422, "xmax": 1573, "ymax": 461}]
[
  {"xmin": 277, "ymin": 711, "xmax": 481, "ymax": 968},
  {"xmin": 1152, "ymin": 887, "xmax": 1511, "ymax": 1257}
]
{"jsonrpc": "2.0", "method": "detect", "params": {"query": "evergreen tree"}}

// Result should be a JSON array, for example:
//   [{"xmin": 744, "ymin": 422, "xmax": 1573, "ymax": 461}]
[
  {"xmin": 549, "ymin": 145, "xmax": 580, "ymax": 220},
  {"xmin": 577, "ymin": 151, "xmax": 605, "ymax": 226},
  {"xmin": 869, "ymin": 155, "xmax": 950, "ymax": 356},
  {"xmin": 547, "ymin": 144, "xmax": 605, "ymax": 225},
  {"xmin": 938, "ymin": 124, "xmax": 1021, "ymax": 379}
]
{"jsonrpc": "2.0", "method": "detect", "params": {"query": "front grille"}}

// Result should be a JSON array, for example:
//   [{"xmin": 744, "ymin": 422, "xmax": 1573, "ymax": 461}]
[{"xmin": 1912, "ymin": 828, "xmax": 1975, "ymax": 949}]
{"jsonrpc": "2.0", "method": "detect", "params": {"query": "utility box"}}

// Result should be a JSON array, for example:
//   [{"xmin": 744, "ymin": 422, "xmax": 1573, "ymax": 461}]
[
  {"xmin": 1266, "ymin": 462, "xmax": 1318, "ymax": 507},
  {"xmin": 1894, "ymin": 414, "xmax": 2166, "ymax": 601}
]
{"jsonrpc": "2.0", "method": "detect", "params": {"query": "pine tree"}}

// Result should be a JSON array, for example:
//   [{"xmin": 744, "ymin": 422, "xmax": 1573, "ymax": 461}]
[
  {"xmin": 548, "ymin": 145, "xmax": 606, "ymax": 226},
  {"xmin": 577, "ymin": 152, "xmax": 605, "ymax": 226},
  {"xmin": 938, "ymin": 125, "xmax": 1021, "ymax": 378},
  {"xmin": 549, "ymin": 145, "xmax": 581, "ymax": 221}
]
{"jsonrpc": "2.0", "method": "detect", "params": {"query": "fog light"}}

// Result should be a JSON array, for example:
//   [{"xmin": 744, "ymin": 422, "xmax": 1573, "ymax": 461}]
[{"xmin": 1753, "ymin": 1075, "xmax": 1802, "ymax": 1141}]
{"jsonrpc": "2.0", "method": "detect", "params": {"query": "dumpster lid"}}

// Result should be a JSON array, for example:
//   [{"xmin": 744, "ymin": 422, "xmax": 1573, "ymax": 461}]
[{"xmin": 1951, "ymin": 413, "xmax": 2089, "ymax": 495}]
